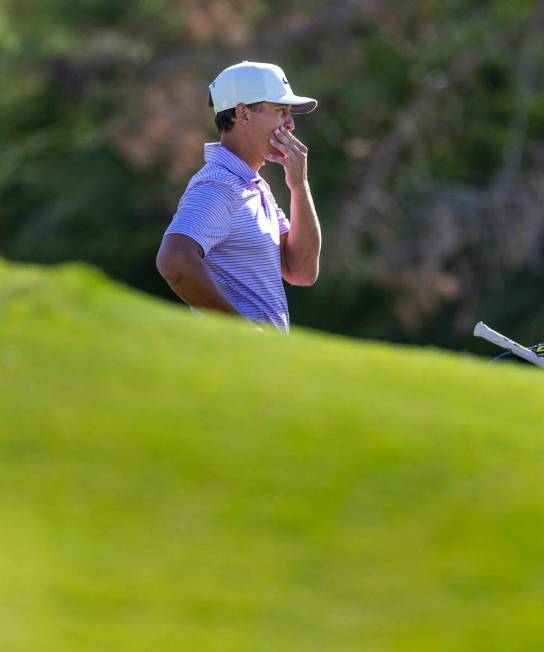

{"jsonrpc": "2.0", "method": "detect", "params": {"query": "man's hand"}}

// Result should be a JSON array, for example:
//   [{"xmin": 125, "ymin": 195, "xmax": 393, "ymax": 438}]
[
  {"xmin": 266, "ymin": 126, "xmax": 308, "ymax": 192},
  {"xmin": 266, "ymin": 127, "xmax": 321, "ymax": 286}
]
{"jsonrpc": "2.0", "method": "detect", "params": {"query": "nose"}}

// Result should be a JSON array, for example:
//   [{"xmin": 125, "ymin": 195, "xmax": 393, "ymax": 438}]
[{"xmin": 284, "ymin": 114, "xmax": 295, "ymax": 131}]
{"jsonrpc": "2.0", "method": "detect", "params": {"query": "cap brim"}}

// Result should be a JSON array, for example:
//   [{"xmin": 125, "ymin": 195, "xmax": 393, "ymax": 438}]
[{"xmin": 267, "ymin": 94, "xmax": 318, "ymax": 114}]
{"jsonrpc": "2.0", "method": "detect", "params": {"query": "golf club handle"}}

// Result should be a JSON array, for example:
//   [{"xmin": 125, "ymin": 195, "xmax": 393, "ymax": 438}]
[{"xmin": 473, "ymin": 321, "xmax": 544, "ymax": 367}]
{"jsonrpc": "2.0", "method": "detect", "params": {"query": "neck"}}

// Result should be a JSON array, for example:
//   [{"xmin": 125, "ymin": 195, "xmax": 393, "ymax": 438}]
[{"xmin": 219, "ymin": 135, "xmax": 264, "ymax": 173}]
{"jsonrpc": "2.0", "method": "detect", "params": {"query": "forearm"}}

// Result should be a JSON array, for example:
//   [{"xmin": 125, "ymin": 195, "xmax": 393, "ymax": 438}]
[
  {"xmin": 163, "ymin": 256, "xmax": 240, "ymax": 316},
  {"xmin": 284, "ymin": 182, "xmax": 321, "ymax": 284}
]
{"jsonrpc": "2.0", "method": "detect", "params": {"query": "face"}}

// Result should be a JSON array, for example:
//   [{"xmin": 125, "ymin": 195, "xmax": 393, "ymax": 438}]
[{"xmin": 247, "ymin": 102, "xmax": 295, "ymax": 157}]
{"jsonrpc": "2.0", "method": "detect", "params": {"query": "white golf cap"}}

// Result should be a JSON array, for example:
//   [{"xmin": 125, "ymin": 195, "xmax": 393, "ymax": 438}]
[{"xmin": 209, "ymin": 61, "xmax": 317, "ymax": 115}]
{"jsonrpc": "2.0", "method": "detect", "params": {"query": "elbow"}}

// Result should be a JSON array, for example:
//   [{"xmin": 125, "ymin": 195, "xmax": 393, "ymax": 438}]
[
  {"xmin": 156, "ymin": 250, "xmax": 187, "ymax": 286},
  {"xmin": 283, "ymin": 246, "xmax": 320, "ymax": 286},
  {"xmin": 299, "ymin": 270, "xmax": 319, "ymax": 286},
  {"xmin": 286, "ymin": 267, "xmax": 319, "ymax": 287},
  {"xmin": 297, "ymin": 257, "xmax": 320, "ymax": 286},
  {"xmin": 156, "ymin": 250, "xmax": 172, "ymax": 282}
]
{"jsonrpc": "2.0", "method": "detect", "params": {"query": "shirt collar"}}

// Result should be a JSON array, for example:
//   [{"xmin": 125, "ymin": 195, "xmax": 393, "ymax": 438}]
[{"xmin": 204, "ymin": 142, "xmax": 261, "ymax": 185}]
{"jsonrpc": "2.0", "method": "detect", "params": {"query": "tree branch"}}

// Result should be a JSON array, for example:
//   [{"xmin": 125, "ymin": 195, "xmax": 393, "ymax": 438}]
[
  {"xmin": 495, "ymin": 0, "xmax": 544, "ymax": 185},
  {"xmin": 326, "ymin": 18, "xmax": 528, "ymax": 276}
]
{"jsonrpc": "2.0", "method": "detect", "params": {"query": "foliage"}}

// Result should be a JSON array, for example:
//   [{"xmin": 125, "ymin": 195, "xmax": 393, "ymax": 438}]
[{"xmin": 2, "ymin": 0, "xmax": 544, "ymax": 348}]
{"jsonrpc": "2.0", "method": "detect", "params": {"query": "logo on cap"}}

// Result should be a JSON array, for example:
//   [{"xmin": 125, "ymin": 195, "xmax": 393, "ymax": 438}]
[{"xmin": 282, "ymin": 77, "xmax": 289, "ymax": 85}]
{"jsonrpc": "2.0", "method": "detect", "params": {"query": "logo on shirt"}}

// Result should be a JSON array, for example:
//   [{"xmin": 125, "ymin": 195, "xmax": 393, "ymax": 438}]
[{"xmin": 282, "ymin": 77, "xmax": 289, "ymax": 85}]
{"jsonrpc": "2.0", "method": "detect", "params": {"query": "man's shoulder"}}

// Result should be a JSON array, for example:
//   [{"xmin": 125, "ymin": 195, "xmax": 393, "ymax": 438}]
[{"xmin": 188, "ymin": 163, "xmax": 243, "ymax": 193}]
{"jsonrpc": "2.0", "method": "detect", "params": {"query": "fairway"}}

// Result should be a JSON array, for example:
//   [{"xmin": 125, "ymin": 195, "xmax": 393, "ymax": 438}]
[{"xmin": 1, "ymin": 260, "xmax": 543, "ymax": 651}]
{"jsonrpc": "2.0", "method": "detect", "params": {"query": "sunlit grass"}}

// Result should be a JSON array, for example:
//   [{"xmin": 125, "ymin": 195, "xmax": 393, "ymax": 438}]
[{"xmin": 1, "ymin": 259, "xmax": 543, "ymax": 652}]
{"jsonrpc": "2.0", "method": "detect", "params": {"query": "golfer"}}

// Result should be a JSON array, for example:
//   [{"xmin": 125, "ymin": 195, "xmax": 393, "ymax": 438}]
[{"xmin": 156, "ymin": 61, "xmax": 321, "ymax": 331}]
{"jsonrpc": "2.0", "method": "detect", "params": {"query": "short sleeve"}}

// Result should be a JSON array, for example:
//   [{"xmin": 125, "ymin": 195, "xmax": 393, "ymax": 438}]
[
  {"xmin": 164, "ymin": 181, "xmax": 233, "ymax": 255},
  {"xmin": 276, "ymin": 205, "xmax": 290, "ymax": 236}
]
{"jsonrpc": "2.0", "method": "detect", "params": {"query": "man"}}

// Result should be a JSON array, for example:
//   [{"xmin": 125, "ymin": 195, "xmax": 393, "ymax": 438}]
[{"xmin": 156, "ymin": 60, "xmax": 321, "ymax": 331}]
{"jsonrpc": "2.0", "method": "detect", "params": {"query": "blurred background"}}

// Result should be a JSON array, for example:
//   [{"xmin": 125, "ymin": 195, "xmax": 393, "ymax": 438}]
[{"xmin": 2, "ymin": 0, "xmax": 544, "ymax": 352}]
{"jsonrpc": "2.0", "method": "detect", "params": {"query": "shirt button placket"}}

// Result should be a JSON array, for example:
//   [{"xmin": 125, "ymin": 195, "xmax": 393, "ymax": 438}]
[{"xmin": 255, "ymin": 180, "xmax": 271, "ymax": 221}]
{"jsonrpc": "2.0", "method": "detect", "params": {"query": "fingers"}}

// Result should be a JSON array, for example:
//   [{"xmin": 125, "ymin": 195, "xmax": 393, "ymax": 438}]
[
  {"xmin": 268, "ymin": 127, "xmax": 308, "ymax": 188},
  {"xmin": 285, "ymin": 131, "xmax": 308, "ymax": 153},
  {"xmin": 274, "ymin": 127, "xmax": 307, "ymax": 154},
  {"xmin": 270, "ymin": 127, "xmax": 307, "ymax": 160},
  {"xmin": 266, "ymin": 153, "xmax": 287, "ymax": 166},
  {"xmin": 269, "ymin": 138, "xmax": 290, "ymax": 157}
]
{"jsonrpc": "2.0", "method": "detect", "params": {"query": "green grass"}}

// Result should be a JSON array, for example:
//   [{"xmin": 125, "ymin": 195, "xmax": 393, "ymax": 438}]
[{"xmin": 1, "ymin": 259, "xmax": 544, "ymax": 651}]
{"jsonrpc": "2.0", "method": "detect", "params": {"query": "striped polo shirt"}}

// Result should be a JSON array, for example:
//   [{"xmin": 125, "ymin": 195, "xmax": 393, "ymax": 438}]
[{"xmin": 164, "ymin": 143, "xmax": 291, "ymax": 330}]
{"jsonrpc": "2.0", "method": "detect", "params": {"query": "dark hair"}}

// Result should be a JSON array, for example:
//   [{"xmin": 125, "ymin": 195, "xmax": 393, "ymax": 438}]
[{"xmin": 208, "ymin": 91, "xmax": 263, "ymax": 133}]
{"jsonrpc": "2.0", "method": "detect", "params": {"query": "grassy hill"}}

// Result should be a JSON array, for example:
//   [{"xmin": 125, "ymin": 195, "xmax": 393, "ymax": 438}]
[{"xmin": 1, "ymin": 259, "xmax": 543, "ymax": 652}]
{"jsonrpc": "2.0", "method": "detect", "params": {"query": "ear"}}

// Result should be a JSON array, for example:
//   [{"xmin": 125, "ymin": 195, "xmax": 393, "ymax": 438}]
[{"xmin": 234, "ymin": 103, "xmax": 251, "ymax": 127}]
